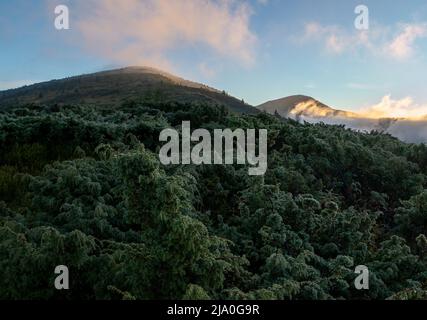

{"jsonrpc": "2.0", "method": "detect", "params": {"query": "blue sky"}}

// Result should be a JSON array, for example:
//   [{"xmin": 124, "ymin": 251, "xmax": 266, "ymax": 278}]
[{"xmin": 1, "ymin": 0, "xmax": 427, "ymax": 113}]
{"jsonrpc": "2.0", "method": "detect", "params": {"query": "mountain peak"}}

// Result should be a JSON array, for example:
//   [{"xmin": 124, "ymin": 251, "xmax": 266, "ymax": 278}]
[
  {"xmin": 0, "ymin": 67, "xmax": 257, "ymax": 114},
  {"xmin": 258, "ymin": 95, "xmax": 357, "ymax": 118}
]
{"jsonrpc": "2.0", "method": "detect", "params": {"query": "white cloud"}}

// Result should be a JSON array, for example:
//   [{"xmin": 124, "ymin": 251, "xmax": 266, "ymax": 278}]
[
  {"xmin": 326, "ymin": 34, "xmax": 345, "ymax": 53},
  {"xmin": 302, "ymin": 22, "xmax": 361, "ymax": 54},
  {"xmin": 301, "ymin": 21, "xmax": 427, "ymax": 60},
  {"xmin": 360, "ymin": 95, "xmax": 427, "ymax": 119},
  {"xmin": 198, "ymin": 62, "xmax": 217, "ymax": 79},
  {"xmin": 72, "ymin": 0, "xmax": 257, "ymax": 71},
  {"xmin": 387, "ymin": 24, "xmax": 427, "ymax": 59}
]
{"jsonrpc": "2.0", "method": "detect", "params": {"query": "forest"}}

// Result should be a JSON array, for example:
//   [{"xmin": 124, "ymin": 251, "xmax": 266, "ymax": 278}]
[{"xmin": 1, "ymin": 99, "xmax": 427, "ymax": 300}]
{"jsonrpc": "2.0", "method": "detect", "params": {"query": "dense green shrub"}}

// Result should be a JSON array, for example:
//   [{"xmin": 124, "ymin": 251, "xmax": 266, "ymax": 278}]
[{"xmin": 0, "ymin": 102, "xmax": 426, "ymax": 299}]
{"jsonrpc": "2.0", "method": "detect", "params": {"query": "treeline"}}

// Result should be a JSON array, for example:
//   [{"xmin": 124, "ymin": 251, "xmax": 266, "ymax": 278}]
[{"xmin": 1, "ymin": 101, "xmax": 427, "ymax": 299}]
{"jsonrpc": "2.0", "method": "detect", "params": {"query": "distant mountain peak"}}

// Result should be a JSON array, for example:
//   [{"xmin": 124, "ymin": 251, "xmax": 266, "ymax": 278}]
[
  {"xmin": 67, "ymin": 66, "xmax": 220, "ymax": 93},
  {"xmin": 257, "ymin": 95, "xmax": 358, "ymax": 119},
  {"xmin": 0, "ymin": 66, "xmax": 256, "ymax": 114}
]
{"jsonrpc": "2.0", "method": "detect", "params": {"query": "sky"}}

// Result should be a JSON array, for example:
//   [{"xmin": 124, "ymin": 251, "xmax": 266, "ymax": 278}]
[{"xmin": 1, "ymin": 0, "xmax": 427, "ymax": 115}]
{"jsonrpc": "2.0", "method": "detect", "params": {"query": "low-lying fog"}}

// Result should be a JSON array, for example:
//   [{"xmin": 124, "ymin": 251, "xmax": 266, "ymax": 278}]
[{"xmin": 294, "ymin": 115, "xmax": 427, "ymax": 144}]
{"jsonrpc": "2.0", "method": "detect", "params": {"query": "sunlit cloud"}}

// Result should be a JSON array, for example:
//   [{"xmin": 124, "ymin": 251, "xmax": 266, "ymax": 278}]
[
  {"xmin": 302, "ymin": 22, "xmax": 355, "ymax": 54},
  {"xmin": 301, "ymin": 21, "xmax": 427, "ymax": 60},
  {"xmin": 387, "ymin": 24, "xmax": 427, "ymax": 59},
  {"xmin": 71, "ymin": 0, "xmax": 257, "ymax": 71},
  {"xmin": 359, "ymin": 95, "xmax": 427, "ymax": 119},
  {"xmin": 198, "ymin": 62, "xmax": 217, "ymax": 79}
]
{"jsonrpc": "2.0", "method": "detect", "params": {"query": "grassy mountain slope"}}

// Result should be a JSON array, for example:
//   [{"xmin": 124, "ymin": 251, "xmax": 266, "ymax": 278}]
[{"xmin": 0, "ymin": 67, "xmax": 257, "ymax": 114}]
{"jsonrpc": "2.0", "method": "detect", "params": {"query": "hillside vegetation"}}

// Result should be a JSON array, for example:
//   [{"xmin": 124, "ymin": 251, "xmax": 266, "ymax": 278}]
[
  {"xmin": 0, "ymin": 67, "xmax": 256, "ymax": 114},
  {"xmin": 1, "ymin": 96, "xmax": 427, "ymax": 300}
]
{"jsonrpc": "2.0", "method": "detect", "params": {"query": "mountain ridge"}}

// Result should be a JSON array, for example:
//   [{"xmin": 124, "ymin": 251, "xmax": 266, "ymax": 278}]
[
  {"xmin": 2, "ymin": 67, "xmax": 427, "ymax": 143},
  {"xmin": 0, "ymin": 66, "xmax": 257, "ymax": 114},
  {"xmin": 257, "ymin": 95, "xmax": 359, "ymax": 119}
]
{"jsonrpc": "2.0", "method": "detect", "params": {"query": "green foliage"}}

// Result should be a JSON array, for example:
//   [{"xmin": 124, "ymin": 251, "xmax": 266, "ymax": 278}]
[{"xmin": 1, "ymin": 101, "xmax": 427, "ymax": 300}]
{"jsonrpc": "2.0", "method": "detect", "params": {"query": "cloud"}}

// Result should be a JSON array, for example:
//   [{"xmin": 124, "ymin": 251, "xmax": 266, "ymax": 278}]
[
  {"xmin": 302, "ymin": 23, "xmax": 346, "ymax": 53},
  {"xmin": 295, "ymin": 112, "xmax": 427, "ymax": 143},
  {"xmin": 71, "ymin": 0, "xmax": 257, "ymax": 71},
  {"xmin": 301, "ymin": 21, "xmax": 427, "ymax": 60},
  {"xmin": 301, "ymin": 22, "xmax": 364, "ymax": 54},
  {"xmin": 198, "ymin": 62, "xmax": 217, "ymax": 79},
  {"xmin": 359, "ymin": 95, "xmax": 427, "ymax": 119},
  {"xmin": 325, "ymin": 34, "xmax": 346, "ymax": 53},
  {"xmin": 388, "ymin": 24, "xmax": 427, "ymax": 59},
  {"xmin": 285, "ymin": 96, "xmax": 427, "ymax": 143}
]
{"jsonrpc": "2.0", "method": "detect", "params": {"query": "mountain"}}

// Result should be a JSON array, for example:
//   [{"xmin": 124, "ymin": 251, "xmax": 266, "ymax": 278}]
[
  {"xmin": 0, "ymin": 66, "xmax": 257, "ymax": 114},
  {"xmin": 257, "ymin": 95, "xmax": 358, "ymax": 118},
  {"xmin": 258, "ymin": 95, "xmax": 427, "ymax": 143},
  {"xmin": 2, "ymin": 69, "xmax": 427, "ymax": 300},
  {"xmin": 3, "ymin": 68, "xmax": 427, "ymax": 143}
]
